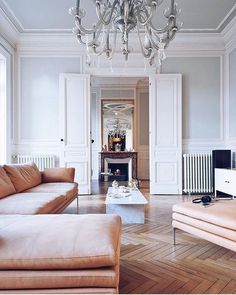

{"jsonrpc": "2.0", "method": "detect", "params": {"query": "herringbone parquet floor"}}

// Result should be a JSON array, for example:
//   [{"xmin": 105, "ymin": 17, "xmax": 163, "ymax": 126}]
[{"xmin": 64, "ymin": 183, "xmax": 236, "ymax": 294}]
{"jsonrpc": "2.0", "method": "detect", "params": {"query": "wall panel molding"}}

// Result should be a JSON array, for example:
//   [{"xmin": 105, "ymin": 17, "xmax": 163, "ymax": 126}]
[{"xmin": 15, "ymin": 54, "xmax": 82, "ymax": 145}]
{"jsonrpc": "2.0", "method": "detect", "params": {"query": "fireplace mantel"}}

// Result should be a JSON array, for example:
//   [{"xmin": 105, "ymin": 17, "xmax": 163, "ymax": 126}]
[{"xmin": 99, "ymin": 152, "xmax": 137, "ymax": 180}]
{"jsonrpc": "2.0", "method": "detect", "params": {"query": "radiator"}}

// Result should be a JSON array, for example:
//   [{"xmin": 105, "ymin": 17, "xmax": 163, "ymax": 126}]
[
  {"xmin": 16, "ymin": 154, "xmax": 56, "ymax": 171},
  {"xmin": 183, "ymin": 154, "xmax": 213, "ymax": 194}
]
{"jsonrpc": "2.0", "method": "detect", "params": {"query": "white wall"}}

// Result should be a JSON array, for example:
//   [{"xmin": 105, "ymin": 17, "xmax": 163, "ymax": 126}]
[
  {"xmin": 14, "ymin": 56, "xmax": 81, "ymax": 159},
  {"xmin": 163, "ymin": 57, "xmax": 221, "ymax": 141}
]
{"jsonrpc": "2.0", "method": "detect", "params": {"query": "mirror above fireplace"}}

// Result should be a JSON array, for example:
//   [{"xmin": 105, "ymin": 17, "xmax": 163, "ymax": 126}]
[{"xmin": 101, "ymin": 99, "xmax": 134, "ymax": 152}]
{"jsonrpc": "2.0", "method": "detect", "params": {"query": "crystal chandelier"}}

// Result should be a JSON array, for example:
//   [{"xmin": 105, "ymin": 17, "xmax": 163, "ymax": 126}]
[
  {"xmin": 107, "ymin": 119, "xmax": 127, "ymax": 139},
  {"xmin": 69, "ymin": 0, "xmax": 182, "ymax": 67}
]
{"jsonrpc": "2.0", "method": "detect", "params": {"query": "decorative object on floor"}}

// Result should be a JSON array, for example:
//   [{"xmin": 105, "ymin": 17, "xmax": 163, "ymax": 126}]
[{"xmin": 69, "ymin": 0, "xmax": 182, "ymax": 67}]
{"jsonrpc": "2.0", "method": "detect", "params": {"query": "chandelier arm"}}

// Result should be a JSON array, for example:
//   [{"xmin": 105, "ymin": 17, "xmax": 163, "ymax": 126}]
[
  {"xmin": 75, "ymin": 16, "xmax": 102, "ymax": 34},
  {"xmin": 76, "ymin": 27, "xmax": 102, "ymax": 47},
  {"xmin": 107, "ymin": 30, "xmax": 118, "ymax": 60},
  {"xmin": 163, "ymin": 30, "xmax": 177, "ymax": 49},
  {"xmin": 146, "ymin": 30, "xmax": 166, "ymax": 51},
  {"xmin": 148, "ymin": 17, "xmax": 175, "ymax": 34},
  {"xmin": 96, "ymin": 0, "xmax": 119, "ymax": 26},
  {"xmin": 92, "ymin": 26, "xmax": 112, "ymax": 56},
  {"xmin": 137, "ymin": 26, "xmax": 152, "ymax": 58},
  {"xmin": 136, "ymin": 6, "xmax": 155, "ymax": 26},
  {"xmin": 76, "ymin": 23, "xmax": 103, "ymax": 46}
]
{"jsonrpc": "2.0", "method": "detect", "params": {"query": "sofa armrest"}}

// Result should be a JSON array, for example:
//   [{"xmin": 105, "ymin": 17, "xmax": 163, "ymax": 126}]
[{"xmin": 42, "ymin": 168, "xmax": 75, "ymax": 183}]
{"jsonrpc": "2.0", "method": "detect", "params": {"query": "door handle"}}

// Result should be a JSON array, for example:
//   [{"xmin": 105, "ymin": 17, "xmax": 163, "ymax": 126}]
[
  {"xmin": 225, "ymin": 180, "xmax": 230, "ymax": 183},
  {"xmin": 60, "ymin": 139, "xmax": 64, "ymax": 142}
]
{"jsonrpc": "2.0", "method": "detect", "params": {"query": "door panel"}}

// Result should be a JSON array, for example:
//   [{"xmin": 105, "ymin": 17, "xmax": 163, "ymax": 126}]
[
  {"xmin": 150, "ymin": 74, "xmax": 182, "ymax": 194},
  {"xmin": 59, "ymin": 74, "xmax": 91, "ymax": 194}
]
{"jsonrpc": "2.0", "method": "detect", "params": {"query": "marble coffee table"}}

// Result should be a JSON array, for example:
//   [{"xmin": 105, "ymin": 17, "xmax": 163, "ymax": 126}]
[{"xmin": 105, "ymin": 187, "xmax": 148, "ymax": 224}]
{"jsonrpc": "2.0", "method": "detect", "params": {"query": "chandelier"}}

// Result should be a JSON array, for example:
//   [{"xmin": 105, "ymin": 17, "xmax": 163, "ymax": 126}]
[
  {"xmin": 69, "ymin": 0, "xmax": 182, "ymax": 67},
  {"xmin": 107, "ymin": 119, "xmax": 127, "ymax": 139}
]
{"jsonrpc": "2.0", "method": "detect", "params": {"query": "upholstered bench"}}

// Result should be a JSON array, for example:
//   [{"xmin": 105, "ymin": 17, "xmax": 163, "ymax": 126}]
[
  {"xmin": 172, "ymin": 200, "xmax": 236, "ymax": 252},
  {"xmin": 0, "ymin": 214, "xmax": 121, "ymax": 294}
]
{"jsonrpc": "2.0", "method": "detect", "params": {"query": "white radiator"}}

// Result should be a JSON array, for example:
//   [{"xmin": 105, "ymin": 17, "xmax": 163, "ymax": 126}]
[
  {"xmin": 183, "ymin": 154, "xmax": 213, "ymax": 194},
  {"xmin": 16, "ymin": 154, "xmax": 56, "ymax": 171}
]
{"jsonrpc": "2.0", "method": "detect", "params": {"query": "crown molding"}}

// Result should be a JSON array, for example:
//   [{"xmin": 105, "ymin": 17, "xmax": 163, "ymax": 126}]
[
  {"xmin": 222, "ymin": 14, "xmax": 236, "ymax": 51},
  {"xmin": 0, "ymin": 7, "xmax": 19, "ymax": 48},
  {"xmin": 16, "ymin": 32, "xmax": 225, "ymax": 55}
]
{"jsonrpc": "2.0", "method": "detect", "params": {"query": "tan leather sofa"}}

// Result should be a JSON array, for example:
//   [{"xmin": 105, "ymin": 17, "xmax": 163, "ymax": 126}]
[
  {"xmin": 172, "ymin": 200, "xmax": 236, "ymax": 252},
  {"xmin": 0, "ymin": 163, "xmax": 78, "ymax": 214},
  {"xmin": 0, "ymin": 214, "xmax": 121, "ymax": 293}
]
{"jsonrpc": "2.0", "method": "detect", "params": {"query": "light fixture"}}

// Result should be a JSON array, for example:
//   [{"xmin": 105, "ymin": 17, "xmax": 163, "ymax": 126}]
[
  {"xmin": 107, "ymin": 119, "xmax": 127, "ymax": 139},
  {"xmin": 69, "ymin": 0, "xmax": 182, "ymax": 67}
]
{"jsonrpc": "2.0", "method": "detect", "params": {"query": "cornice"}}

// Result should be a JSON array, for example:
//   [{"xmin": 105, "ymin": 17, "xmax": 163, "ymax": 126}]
[
  {"xmin": 221, "ymin": 15, "xmax": 236, "ymax": 51},
  {"xmin": 16, "ymin": 32, "xmax": 225, "ymax": 55},
  {"xmin": 0, "ymin": 7, "xmax": 19, "ymax": 48}
]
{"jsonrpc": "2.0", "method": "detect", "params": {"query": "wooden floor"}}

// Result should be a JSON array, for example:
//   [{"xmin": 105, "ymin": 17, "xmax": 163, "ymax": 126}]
[{"xmin": 64, "ymin": 182, "xmax": 236, "ymax": 294}]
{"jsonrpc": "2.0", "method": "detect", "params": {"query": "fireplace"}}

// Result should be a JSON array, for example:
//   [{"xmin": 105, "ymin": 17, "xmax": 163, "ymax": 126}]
[
  {"xmin": 99, "ymin": 152, "xmax": 137, "ymax": 182},
  {"xmin": 108, "ymin": 163, "xmax": 128, "ymax": 181}
]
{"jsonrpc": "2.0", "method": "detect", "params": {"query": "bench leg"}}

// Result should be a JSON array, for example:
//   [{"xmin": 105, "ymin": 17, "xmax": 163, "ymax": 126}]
[
  {"xmin": 173, "ymin": 228, "xmax": 177, "ymax": 246},
  {"xmin": 76, "ymin": 195, "xmax": 79, "ymax": 214}
]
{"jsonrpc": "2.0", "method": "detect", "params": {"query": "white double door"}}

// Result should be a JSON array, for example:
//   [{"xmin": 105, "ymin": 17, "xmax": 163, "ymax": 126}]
[
  {"xmin": 59, "ymin": 74, "xmax": 182, "ymax": 195},
  {"xmin": 59, "ymin": 74, "xmax": 91, "ymax": 194}
]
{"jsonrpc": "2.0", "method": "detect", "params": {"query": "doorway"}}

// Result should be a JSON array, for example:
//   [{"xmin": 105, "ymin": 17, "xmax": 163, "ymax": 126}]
[
  {"xmin": 90, "ymin": 76, "xmax": 150, "ymax": 194},
  {"xmin": 59, "ymin": 73, "xmax": 182, "ymax": 195},
  {"xmin": 0, "ymin": 53, "xmax": 7, "ymax": 164}
]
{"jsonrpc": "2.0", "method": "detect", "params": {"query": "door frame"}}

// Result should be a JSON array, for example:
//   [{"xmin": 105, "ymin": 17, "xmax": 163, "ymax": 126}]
[
  {"xmin": 88, "ymin": 68, "xmax": 182, "ymax": 194},
  {"xmin": 0, "ymin": 46, "xmax": 12, "ymax": 164}
]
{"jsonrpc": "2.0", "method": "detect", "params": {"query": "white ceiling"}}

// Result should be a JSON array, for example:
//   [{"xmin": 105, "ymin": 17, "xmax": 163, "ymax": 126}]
[{"xmin": 0, "ymin": 0, "xmax": 236, "ymax": 33}]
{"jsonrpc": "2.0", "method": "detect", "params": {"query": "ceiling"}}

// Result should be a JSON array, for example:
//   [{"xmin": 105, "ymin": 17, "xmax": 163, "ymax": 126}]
[{"xmin": 0, "ymin": 0, "xmax": 236, "ymax": 33}]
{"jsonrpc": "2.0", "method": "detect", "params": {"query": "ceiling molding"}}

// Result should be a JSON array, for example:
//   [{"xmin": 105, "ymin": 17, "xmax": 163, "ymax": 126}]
[
  {"xmin": 16, "ymin": 32, "xmax": 225, "ymax": 55},
  {"xmin": 222, "ymin": 14, "xmax": 236, "ymax": 51},
  {"xmin": 0, "ymin": 0, "xmax": 24, "ymax": 32},
  {"xmin": 216, "ymin": 3, "xmax": 236, "ymax": 32},
  {"xmin": 0, "ymin": 6, "xmax": 19, "ymax": 48},
  {"xmin": 0, "ymin": 0, "xmax": 236, "ymax": 35}
]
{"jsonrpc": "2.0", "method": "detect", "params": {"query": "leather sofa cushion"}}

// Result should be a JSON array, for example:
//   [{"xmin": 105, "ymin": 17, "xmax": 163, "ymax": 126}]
[
  {"xmin": 42, "ymin": 168, "xmax": 75, "ymax": 183},
  {"xmin": 0, "ymin": 167, "xmax": 16, "ymax": 199},
  {"xmin": 0, "ymin": 193, "xmax": 65, "ymax": 214},
  {"xmin": 3, "ymin": 163, "xmax": 41, "ymax": 193},
  {"xmin": 173, "ymin": 200, "xmax": 236, "ymax": 231},
  {"xmin": 173, "ymin": 212, "xmax": 236, "ymax": 242},
  {"xmin": 0, "ymin": 214, "xmax": 121, "ymax": 270},
  {"xmin": 172, "ymin": 220, "xmax": 236, "ymax": 253},
  {"xmin": 26, "ymin": 183, "xmax": 78, "ymax": 200},
  {"xmin": 0, "ymin": 267, "xmax": 118, "ymax": 290}
]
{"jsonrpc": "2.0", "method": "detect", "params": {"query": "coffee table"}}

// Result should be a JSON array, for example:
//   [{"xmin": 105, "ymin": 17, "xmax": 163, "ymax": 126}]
[{"xmin": 105, "ymin": 187, "xmax": 148, "ymax": 224}]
